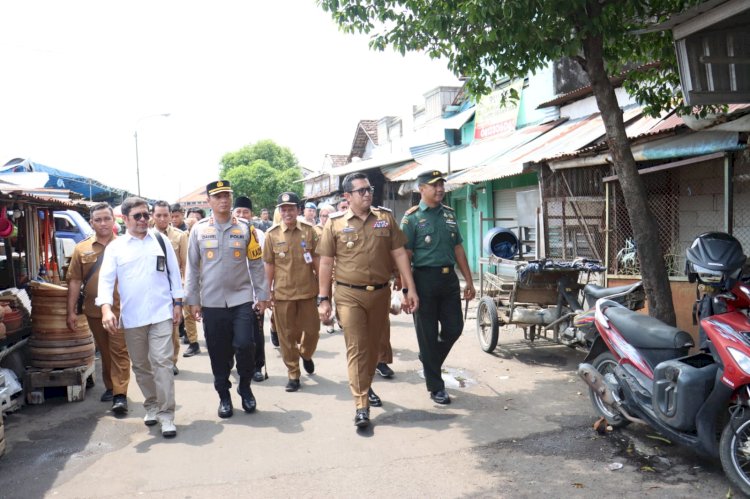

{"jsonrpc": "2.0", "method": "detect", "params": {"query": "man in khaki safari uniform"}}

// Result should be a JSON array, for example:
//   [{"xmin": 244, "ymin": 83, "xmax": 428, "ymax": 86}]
[
  {"xmin": 263, "ymin": 192, "xmax": 320, "ymax": 392},
  {"xmin": 66, "ymin": 202, "xmax": 130, "ymax": 414},
  {"xmin": 316, "ymin": 172, "xmax": 419, "ymax": 429}
]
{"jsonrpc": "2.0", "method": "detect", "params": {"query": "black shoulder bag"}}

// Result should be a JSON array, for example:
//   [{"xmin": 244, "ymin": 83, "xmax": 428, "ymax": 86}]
[
  {"xmin": 154, "ymin": 231, "xmax": 172, "ymax": 290},
  {"xmin": 77, "ymin": 256, "xmax": 104, "ymax": 314}
]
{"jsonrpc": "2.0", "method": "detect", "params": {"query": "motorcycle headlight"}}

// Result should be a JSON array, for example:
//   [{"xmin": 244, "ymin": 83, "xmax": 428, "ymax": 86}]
[{"xmin": 728, "ymin": 347, "xmax": 750, "ymax": 376}]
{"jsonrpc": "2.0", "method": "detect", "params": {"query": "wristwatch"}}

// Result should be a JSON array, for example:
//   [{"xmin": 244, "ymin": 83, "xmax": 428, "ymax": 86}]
[{"xmin": 317, "ymin": 296, "xmax": 330, "ymax": 306}]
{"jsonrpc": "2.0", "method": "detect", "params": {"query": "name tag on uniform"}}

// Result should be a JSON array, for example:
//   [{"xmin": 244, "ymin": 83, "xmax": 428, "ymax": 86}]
[
  {"xmin": 303, "ymin": 252, "xmax": 313, "ymax": 264},
  {"xmin": 373, "ymin": 220, "xmax": 389, "ymax": 228}
]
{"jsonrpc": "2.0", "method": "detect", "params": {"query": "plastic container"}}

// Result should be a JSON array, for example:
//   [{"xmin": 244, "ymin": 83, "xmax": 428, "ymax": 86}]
[{"xmin": 483, "ymin": 227, "xmax": 519, "ymax": 259}]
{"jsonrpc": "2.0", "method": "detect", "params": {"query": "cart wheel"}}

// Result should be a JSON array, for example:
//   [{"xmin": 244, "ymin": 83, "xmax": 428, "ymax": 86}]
[{"xmin": 476, "ymin": 296, "xmax": 499, "ymax": 352}]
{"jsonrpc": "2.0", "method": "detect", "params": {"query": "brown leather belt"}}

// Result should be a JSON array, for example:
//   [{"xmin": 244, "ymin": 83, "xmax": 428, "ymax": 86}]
[{"xmin": 336, "ymin": 281, "xmax": 389, "ymax": 291}]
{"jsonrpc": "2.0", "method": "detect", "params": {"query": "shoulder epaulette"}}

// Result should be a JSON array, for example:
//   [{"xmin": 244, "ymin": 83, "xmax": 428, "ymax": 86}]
[
  {"xmin": 441, "ymin": 204, "xmax": 455, "ymax": 211},
  {"xmin": 267, "ymin": 223, "xmax": 281, "ymax": 232},
  {"xmin": 374, "ymin": 206, "xmax": 392, "ymax": 212},
  {"xmin": 404, "ymin": 206, "xmax": 419, "ymax": 216},
  {"xmin": 329, "ymin": 211, "xmax": 345, "ymax": 219},
  {"xmin": 195, "ymin": 218, "xmax": 209, "ymax": 225},
  {"xmin": 299, "ymin": 220, "xmax": 314, "ymax": 227}
]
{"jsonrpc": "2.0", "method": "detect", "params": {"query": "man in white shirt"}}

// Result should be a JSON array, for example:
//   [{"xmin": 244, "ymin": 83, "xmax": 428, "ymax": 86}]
[{"xmin": 97, "ymin": 197, "xmax": 184, "ymax": 438}]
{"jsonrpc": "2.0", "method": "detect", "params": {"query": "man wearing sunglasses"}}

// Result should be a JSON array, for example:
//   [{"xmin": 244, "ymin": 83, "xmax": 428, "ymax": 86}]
[
  {"xmin": 185, "ymin": 180, "xmax": 270, "ymax": 419},
  {"xmin": 316, "ymin": 172, "xmax": 419, "ymax": 429},
  {"xmin": 97, "ymin": 197, "xmax": 184, "ymax": 438}
]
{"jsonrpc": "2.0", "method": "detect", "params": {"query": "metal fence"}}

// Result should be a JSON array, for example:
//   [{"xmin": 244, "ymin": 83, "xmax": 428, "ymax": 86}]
[
  {"xmin": 542, "ymin": 155, "xmax": 740, "ymax": 277},
  {"xmin": 608, "ymin": 157, "xmax": 728, "ymax": 276},
  {"xmin": 541, "ymin": 166, "xmax": 607, "ymax": 262}
]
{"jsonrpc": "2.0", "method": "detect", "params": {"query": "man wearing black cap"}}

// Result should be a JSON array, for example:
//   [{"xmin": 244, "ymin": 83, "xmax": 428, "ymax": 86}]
[
  {"xmin": 185, "ymin": 180, "xmax": 270, "ymax": 418},
  {"xmin": 233, "ymin": 195, "xmax": 268, "ymax": 383},
  {"xmin": 401, "ymin": 171, "xmax": 476, "ymax": 405},
  {"xmin": 263, "ymin": 192, "xmax": 320, "ymax": 392}
]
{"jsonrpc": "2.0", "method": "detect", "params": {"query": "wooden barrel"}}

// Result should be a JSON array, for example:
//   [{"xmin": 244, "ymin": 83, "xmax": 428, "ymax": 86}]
[{"xmin": 30, "ymin": 286, "xmax": 95, "ymax": 369}]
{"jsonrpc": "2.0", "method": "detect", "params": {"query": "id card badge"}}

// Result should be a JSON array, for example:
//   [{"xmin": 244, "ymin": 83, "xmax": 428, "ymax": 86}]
[
  {"xmin": 156, "ymin": 256, "xmax": 166, "ymax": 272},
  {"xmin": 303, "ymin": 251, "xmax": 313, "ymax": 264}
]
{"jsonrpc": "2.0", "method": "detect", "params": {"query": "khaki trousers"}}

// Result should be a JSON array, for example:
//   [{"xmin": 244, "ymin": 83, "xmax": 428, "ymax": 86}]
[
  {"xmin": 379, "ymin": 322, "xmax": 392, "ymax": 364},
  {"xmin": 335, "ymin": 285, "xmax": 390, "ymax": 409},
  {"xmin": 183, "ymin": 308, "xmax": 198, "ymax": 343},
  {"xmin": 171, "ymin": 324, "xmax": 180, "ymax": 366},
  {"xmin": 86, "ymin": 317, "xmax": 131, "ymax": 396},
  {"xmin": 124, "ymin": 319, "xmax": 176, "ymax": 421},
  {"xmin": 273, "ymin": 298, "xmax": 320, "ymax": 380}
]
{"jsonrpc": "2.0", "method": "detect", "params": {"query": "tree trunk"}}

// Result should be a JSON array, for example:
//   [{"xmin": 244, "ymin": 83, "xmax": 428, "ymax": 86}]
[{"xmin": 581, "ymin": 34, "xmax": 677, "ymax": 326}]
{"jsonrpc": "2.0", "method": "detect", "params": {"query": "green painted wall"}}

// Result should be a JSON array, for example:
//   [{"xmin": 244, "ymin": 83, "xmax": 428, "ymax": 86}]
[{"xmin": 449, "ymin": 173, "xmax": 538, "ymax": 274}]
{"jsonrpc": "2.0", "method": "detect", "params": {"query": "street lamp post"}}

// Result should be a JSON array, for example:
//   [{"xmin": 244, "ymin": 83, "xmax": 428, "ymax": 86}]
[{"xmin": 134, "ymin": 113, "xmax": 170, "ymax": 196}]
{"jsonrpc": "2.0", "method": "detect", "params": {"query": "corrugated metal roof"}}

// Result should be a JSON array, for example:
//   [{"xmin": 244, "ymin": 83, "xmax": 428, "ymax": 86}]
[
  {"xmin": 448, "ymin": 108, "xmax": 642, "ymax": 184},
  {"xmin": 329, "ymin": 152, "xmax": 413, "ymax": 177}
]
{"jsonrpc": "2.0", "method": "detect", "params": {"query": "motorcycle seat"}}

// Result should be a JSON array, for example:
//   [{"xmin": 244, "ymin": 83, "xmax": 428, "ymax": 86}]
[
  {"xmin": 604, "ymin": 306, "xmax": 694, "ymax": 350},
  {"xmin": 584, "ymin": 283, "xmax": 639, "ymax": 300}
]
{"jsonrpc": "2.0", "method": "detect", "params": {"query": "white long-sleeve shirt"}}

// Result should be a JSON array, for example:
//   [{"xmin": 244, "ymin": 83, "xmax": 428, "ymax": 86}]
[{"xmin": 96, "ymin": 230, "xmax": 184, "ymax": 329}]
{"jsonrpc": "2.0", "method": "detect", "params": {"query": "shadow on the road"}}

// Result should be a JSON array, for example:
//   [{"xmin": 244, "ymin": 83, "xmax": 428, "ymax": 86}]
[
  {"xmin": 134, "ymin": 418, "xmax": 223, "ymax": 452},
  {"xmin": 221, "ymin": 408, "xmax": 312, "ymax": 434}
]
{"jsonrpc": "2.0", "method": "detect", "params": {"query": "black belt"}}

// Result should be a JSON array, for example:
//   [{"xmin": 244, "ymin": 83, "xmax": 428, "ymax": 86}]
[
  {"xmin": 414, "ymin": 266, "xmax": 453, "ymax": 274},
  {"xmin": 336, "ymin": 281, "xmax": 389, "ymax": 291}
]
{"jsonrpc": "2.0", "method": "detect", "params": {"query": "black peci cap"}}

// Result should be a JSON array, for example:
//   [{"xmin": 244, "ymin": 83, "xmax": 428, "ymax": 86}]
[{"xmin": 234, "ymin": 196, "xmax": 252, "ymax": 210}]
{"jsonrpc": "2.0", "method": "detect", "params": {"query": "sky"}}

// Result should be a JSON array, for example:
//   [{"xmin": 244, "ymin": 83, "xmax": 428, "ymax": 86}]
[{"xmin": 0, "ymin": 1, "xmax": 461, "ymax": 202}]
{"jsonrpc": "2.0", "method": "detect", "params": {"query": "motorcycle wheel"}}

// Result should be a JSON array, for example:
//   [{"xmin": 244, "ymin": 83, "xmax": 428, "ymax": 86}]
[
  {"xmin": 719, "ymin": 409, "xmax": 750, "ymax": 497},
  {"xmin": 476, "ymin": 296, "xmax": 499, "ymax": 353},
  {"xmin": 589, "ymin": 351, "xmax": 630, "ymax": 428}
]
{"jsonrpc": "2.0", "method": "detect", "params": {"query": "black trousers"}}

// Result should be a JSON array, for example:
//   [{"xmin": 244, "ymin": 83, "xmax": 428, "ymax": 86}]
[
  {"xmin": 254, "ymin": 308, "xmax": 265, "ymax": 369},
  {"xmin": 413, "ymin": 267, "xmax": 463, "ymax": 392},
  {"xmin": 202, "ymin": 302, "xmax": 256, "ymax": 394}
]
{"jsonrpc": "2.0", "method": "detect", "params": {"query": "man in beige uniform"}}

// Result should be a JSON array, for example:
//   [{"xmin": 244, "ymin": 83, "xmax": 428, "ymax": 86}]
[
  {"xmin": 317, "ymin": 172, "xmax": 418, "ymax": 429},
  {"xmin": 66, "ymin": 202, "xmax": 130, "ymax": 414},
  {"xmin": 152, "ymin": 200, "xmax": 189, "ymax": 373},
  {"xmin": 263, "ymin": 192, "xmax": 320, "ymax": 392}
]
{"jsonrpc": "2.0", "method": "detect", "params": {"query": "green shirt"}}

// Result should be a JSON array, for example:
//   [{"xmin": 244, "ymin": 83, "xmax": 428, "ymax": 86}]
[{"xmin": 400, "ymin": 201, "xmax": 463, "ymax": 267}]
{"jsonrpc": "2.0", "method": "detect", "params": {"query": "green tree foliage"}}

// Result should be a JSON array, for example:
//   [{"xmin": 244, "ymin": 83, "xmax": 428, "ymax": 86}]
[
  {"xmin": 220, "ymin": 139, "xmax": 299, "ymax": 178},
  {"xmin": 318, "ymin": 0, "xmax": 703, "ymax": 324},
  {"xmin": 220, "ymin": 140, "xmax": 303, "ymax": 213}
]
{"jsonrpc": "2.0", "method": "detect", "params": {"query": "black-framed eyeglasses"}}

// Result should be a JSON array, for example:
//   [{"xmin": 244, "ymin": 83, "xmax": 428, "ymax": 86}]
[
  {"xmin": 129, "ymin": 212, "xmax": 150, "ymax": 221},
  {"xmin": 348, "ymin": 186, "xmax": 374, "ymax": 196}
]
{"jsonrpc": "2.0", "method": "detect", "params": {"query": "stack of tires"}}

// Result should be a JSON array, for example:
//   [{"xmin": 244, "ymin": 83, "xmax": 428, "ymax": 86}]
[{"xmin": 29, "ymin": 285, "xmax": 94, "ymax": 369}]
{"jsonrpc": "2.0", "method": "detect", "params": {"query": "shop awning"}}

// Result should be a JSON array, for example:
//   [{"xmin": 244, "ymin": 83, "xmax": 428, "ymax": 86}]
[{"xmin": 328, "ymin": 152, "xmax": 413, "ymax": 176}]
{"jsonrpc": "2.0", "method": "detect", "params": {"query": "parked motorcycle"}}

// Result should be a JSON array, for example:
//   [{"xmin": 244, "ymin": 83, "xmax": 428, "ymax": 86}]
[
  {"xmin": 578, "ymin": 232, "xmax": 750, "ymax": 495},
  {"xmin": 559, "ymin": 277, "xmax": 645, "ymax": 348}
]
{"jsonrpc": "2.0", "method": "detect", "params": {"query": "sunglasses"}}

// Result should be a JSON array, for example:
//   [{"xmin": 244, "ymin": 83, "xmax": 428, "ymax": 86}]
[
  {"xmin": 129, "ymin": 212, "xmax": 150, "ymax": 221},
  {"xmin": 349, "ymin": 186, "xmax": 374, "ymax": 196}
]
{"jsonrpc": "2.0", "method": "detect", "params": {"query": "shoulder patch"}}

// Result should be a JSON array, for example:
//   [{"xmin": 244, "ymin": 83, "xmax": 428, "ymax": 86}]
[
  {"xmin": 441, "ymin": 204, "xmax": 454, "ymax": 211},
  {"xmin": 329, "ymin": 211, "xmax": 345, "ymax": 219},
  {"xmin": 404, "ymin": 205, "xmax": 419, "ymax": 216}
]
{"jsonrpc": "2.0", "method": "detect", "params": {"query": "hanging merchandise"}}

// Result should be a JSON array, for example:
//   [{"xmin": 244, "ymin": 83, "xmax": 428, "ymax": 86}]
[{"xmin": 0, "ymin": 206, "xmax": 14, "ymax": 239}]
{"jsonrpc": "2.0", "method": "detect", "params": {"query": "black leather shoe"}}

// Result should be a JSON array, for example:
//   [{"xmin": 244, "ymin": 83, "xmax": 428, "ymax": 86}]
[
  {"xmin": 270, "ymin": 330, "xmax": 280, "ymax": 347},
  {"xmin": 100, "ymin": 389, "xmax": 113, "ymax": 402},
  {"xmin": 354, "ymin": 408, "xmax": 370, "ymax": 428},
  {"xmin": 430, "ymin": 389, "xmax": 451, "ymax": 405},
  {"xmin": 376, "ymin": 362, "xmax": 394, "ymax": 378},
  {"xmin": 237, "ymin": 388, "xmax": 257, "ymax": 413},
  {"xmin": 172, "ymin": 366, "xmax": 179, "ymax": 375},
  {"xmin": 253, "ymin": 368, "xmax": 265, "ymax": 382},
  {"xmin": 183, "ymin": 342, "xmax": 200, "ymax": 357},
  {"xmin": 181, "ymin": 335, "xmax": 190, "ymax": 345},
  {"xmin": 368, "ymin": 387, "xmax": 382, "ymax": 407},
  {"xmin": 218, "ymin": 397, "xmax": 233, "ymax": 418},
  {"xmin": 285, "ymin": 379, "xmax": 300, "ymax": 392},
  {"xmin": 302, "ymin": 357, "xmax": 315, "ymax": 374},
  {"xmin": 112, "ymin": 395, "xmax": 128, "ymax": 414}
]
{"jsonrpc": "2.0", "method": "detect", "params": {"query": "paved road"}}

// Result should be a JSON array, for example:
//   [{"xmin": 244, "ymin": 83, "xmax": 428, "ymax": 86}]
[{"xmin": 0, "ymin": 308, "xmax": 737, "ymax": 498}]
